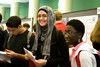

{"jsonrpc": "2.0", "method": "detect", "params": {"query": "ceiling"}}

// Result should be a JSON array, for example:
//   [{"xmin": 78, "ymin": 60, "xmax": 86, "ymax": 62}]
[{"xmin": 0, "ymin": 0, "xmax": 29, "ymax": 7}]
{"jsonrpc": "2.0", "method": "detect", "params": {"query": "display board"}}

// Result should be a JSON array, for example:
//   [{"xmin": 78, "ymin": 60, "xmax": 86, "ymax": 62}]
[{"xmin": 62, "ymin": 8, "xmax": 97, "ymax": 18}]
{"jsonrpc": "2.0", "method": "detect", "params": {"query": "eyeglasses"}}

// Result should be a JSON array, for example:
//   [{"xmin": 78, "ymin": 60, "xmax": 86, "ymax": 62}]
[{"xmin": 63, "ymin": 31, "xmax": 77, "ymax": 35}]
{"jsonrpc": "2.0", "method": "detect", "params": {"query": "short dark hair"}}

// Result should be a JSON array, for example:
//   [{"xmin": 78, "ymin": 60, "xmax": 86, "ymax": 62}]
[
  {"xmin": 0, "ymin": 13, "xmax": 2, "ymax": 22},
  {"xmin": 6, "ymin": 16, "xmax": 21, "ymax": 28},
  {"xmin": 67, "ymin": 19, "xmax": 85, "ymax": 37}
]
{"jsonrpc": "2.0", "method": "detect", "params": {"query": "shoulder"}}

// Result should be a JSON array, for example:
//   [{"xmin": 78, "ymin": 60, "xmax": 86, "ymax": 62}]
[
  {"xmin": 27, "ymin": 31, "xmax": 35, "ymax": 39},
  {"xmin": 79, "ymin": 51, "xmax": 96, "ymax": 67},
  {"xmin": 79, "ymin": 42, "xmax": 93, "ymax": 51},
  {"xmin": 80, "ymin": 51, "xmax": 95, "ymax": 59},
  {"xmin": 79, "ymin": 50, "xmax": 96, "ymax": 64},
  {"xmin": 52, "ymin": 27, "xmax": 66, "ymax": 45},
  {"xmin": 52, "ymin": 27, "xmax": 63, "ymax": 37},
  {"xmin": 0, "ymin": 30, "xmax": 4, "ymax": 38},
  {"xmin": 25, "ymin": 30, "xmax": 34, "ymax": 36}
]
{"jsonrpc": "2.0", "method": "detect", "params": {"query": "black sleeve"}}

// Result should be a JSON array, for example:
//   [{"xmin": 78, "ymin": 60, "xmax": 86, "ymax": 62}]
[
  {"xmin": 0, "ymin": 30, "xmax": 5, "ymax": 51},
  {"xmin": 46, "ymin": 30, "xmax": 70, "ymax": 67},
  {"xmin": 3, "ymin": 33, "xmax": 9, "ymax": 49},
  {"xmin": 57, "ymin": 31, "xmax": 70, "ymax": 67}
]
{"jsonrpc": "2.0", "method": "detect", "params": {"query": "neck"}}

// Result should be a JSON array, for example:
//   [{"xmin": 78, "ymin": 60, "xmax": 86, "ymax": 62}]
[
  {"xmin": 55, "ymin": 20, "xmax": 62, "ymax": 23},
  {"xmin": 68, "ymin": 45, "xmax": 74, "ymax": 48},
  {"xmin": 41, "ymin": 25, "xmax": 48, "ymax": 32},
  {"xmin": 19, "ymin": 27, "xmax": 26, "ymax": 34},
  {"xmin": 73, "ymin": 41, "xmax": 83, "ymax": 47}
]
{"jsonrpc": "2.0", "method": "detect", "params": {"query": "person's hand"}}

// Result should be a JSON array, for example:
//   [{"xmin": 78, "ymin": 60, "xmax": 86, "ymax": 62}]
[
  {"xmin": 0, "ymin": 60, "xmax": 7, "ymax": 63},
  {"xmin": 25, "ymin": 54, "xmax": 30, "ymax": 60},
  {"xmin": 5, "ymin": 49, "xmax": 16, "ymax": 58},
  {"xmin": 98, "ymin": 50, "xmax": 100, "ymax": 56},
  {"xmin": 33, "ymin": 59, "xmax": 47, "ymax": 67}
]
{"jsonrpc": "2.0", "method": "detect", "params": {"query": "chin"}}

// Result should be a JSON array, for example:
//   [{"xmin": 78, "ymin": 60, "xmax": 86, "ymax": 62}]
[
  {"xmin": 13, "ymin": 34, "xmax": 17, "ymax": 36},
  {"xmin": 67, "ymin": 42, "xmax": 73, "ymax": 46},
  {"xmin": 41, "ymin": 24, "xmax": 46, "ymax": 27}
]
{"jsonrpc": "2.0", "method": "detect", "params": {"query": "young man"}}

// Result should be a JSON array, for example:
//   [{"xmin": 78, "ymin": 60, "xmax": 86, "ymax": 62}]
[{"xmin": 4, "ymin": 16, "xmax": 35, "ymax": 67}]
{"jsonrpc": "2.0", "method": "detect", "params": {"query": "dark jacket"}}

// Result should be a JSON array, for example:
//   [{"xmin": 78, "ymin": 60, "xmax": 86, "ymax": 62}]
[
  {"xmin": 35, "ymin": 27, "xmax": 70, "ymax": 67},
  {"xmin": 0, "ymin": 30, "xmax": 6, "ymax": 67},
  {"xmin": 0, "ymin": 30, "xmax": 5, "ymax": 51}
]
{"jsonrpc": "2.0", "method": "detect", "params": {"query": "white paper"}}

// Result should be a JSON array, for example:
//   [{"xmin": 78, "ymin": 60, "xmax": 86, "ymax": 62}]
[
  {"xmin": 0, "ymin": 51, "xmax": 11, "ymax": 63},
  {"xmin": 23, "ymin": 48, "xmax": 35, "ymax": 60}
]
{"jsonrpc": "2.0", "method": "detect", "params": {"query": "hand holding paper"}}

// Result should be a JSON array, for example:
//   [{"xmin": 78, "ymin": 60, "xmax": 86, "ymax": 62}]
[
  {"xmin": 23, "ymin": 48, "xmax": 35, "ymax": 61},
  {"xmin": 0, "ymin": 51, "xmax": 11, "ymax": 63},
  {"xmin": 24, "ymin": 48, "xmax": 37, "ymax": 67}
]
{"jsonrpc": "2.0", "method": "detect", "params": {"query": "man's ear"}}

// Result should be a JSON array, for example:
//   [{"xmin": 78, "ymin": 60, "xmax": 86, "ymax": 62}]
[
  {"xmin": 18, "ymin": 25, "xmax": 22, "ymax": 28},
  {"xmin": 78, "ymin": 32, "xmax": 82, "ymax": 39}
]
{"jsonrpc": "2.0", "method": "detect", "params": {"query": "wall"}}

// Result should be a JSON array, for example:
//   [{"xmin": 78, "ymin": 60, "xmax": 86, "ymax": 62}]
[
  {"xmin": 40, "ymin": 0, "xmax": 58, "ymax": 10},
  {"xmin": 4, "ymin": 2, "xmax": 28, "ymax": 20},
  {"xmin": 40, "ymin": 0, "xmax": 100, "ymax": 12},
  {"xmin": 5, "ymin": 7, "xmax": 10, "ymax": 20},
  {"xmin": 4, "ymin": 0, "xmax": 100, "ymax": 20},
  {"xmin": 72, "ymin": 0, "xmax": 100, "ymax": 11},
  {"xmin": 19, "ymin": 2, "xmax": 28, "ymax": 18}
]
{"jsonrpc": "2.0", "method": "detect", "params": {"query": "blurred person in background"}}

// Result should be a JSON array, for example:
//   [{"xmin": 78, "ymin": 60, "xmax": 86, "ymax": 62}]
[
  {"xmin": 23, "ymin": 23, "xmax": 30, "ymax": 30},
  {"xmin": 54, "ymin": 10, "xmax": 66, "ymax": 32}
]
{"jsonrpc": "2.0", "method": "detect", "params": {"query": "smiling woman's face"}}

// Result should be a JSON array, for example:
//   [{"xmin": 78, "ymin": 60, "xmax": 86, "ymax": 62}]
[{"xmin": 37, "ymin": 10, "xmax": 48, "ymax": 27}]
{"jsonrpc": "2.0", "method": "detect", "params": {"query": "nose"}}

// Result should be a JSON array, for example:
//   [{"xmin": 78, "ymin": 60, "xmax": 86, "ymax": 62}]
[
  {"xmin": 39, "ymin": 16, "xmax": 44, "ymax": 19},
  {"xmin": 64, "ymin": 34, "xmax": 68, "ymax": 38}
]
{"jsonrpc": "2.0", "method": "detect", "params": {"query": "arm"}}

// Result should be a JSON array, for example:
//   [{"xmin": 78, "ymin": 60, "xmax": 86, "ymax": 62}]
[{"xmin": 5, "ymin": 49, "xmax": 26, "ymax": 60}]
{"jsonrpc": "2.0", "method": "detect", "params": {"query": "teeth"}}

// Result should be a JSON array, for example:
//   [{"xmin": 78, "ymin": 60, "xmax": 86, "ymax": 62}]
[{"xmin": 66, "ymin": 41, "xmax": 69, "ymax": 43}]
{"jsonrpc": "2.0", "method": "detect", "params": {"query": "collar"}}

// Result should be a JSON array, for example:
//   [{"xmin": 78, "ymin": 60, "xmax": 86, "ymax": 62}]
[{"xmin": 73, "ymin": 42, "xmax": 83, "ymax": 51}]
